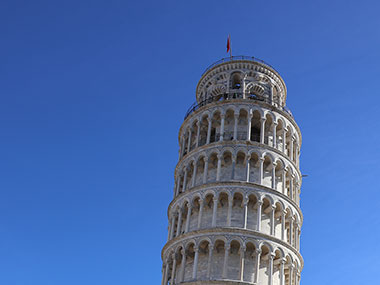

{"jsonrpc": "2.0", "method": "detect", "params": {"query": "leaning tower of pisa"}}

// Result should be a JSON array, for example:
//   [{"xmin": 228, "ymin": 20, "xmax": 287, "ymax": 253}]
[{"xmin": 161, "ymin": 56, "xmax": 303, "ymax": 285}]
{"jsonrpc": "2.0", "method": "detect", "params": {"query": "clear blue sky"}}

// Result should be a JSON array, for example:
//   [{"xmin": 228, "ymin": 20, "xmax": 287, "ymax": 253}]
[{"xmin": 1, "ymin": 0, "xmax": 379, "ymax": 284}]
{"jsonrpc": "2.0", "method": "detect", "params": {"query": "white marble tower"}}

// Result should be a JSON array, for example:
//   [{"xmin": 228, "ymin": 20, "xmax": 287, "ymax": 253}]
[{"xmin": 162, "ymin": 56, "xmax": 303, "ymax": 285}]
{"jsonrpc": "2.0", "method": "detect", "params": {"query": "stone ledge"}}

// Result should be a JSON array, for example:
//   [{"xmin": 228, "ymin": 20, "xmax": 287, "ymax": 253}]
[
  {"xmin": 161, "ymin": 227, "xmax": 303, "ymax": 268},
  {"xmin": 167, "ymin": 181, "xmax": 303, "ymax": 222},
  {"xmin": 180, "ymin": 280, "xmax": 253, "ymax": 285}
]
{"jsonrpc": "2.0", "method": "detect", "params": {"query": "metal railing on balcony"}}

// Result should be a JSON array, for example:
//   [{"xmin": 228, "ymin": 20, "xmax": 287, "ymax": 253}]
[
  {"xmin": 202, "ymin": 55, "xmax": 279, "ymax": 76},
  {"xmin": 185, "ymin": 92, "xmax": 273, "ymax": 119}
]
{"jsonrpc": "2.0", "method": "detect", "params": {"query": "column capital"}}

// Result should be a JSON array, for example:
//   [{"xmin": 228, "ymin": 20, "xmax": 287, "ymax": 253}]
[
  {"xmin": 281, "ymin": 258, "xmax": 287, "ymax": 264},
  {"xmin": 213, "ymin": 196, "xmax": 219, "ymax": 203},
  {"xmin": 196, "ymin": 120, "xmax": 200, "ymax": 126},
  {"xmin": 208, "ymin": 243, "xmax": 214, "ymax": 251},
  {"xmin": 194, "ymin": 246, "xmax": 199, "ymax": 253},
  {"xmin": 259, "ymin": 157, "xmax": 265, "ymax": 162},
  {"xmin": 181, "ymin": 248, "xmax": 186, "ymax": 255},
  {"xmin": 257, "ymin": 199, "xmax": 263, "ymax": 206},
  {"xmin": 269, "ymin": 253, "xmax": 276, "ymax": 260},
  {"xmin": 255, "ymin": 249, "xmax": 262, "ymax": 255},
  {"xmin": 225, "ymin": 243, "xmax": 231, "ymax": 250},
  {"xmin": 240, "ymin": 245, "xmax": 246, "ymax": 254},
  {"xmin": 260, "ymin": 117, "xmax": 267, "ymax": 122},
  {"xmin": 217, "ymin": 153, "xmax": 223, "ymax": 160},
  {"xmin": 172, "ymin": 252, "xmax": 177, "ymax": 259},
  {"xmin": 234, "ymin": 113, "xmax": 239, "ymax": 119},
  {"xmin": 220, "ymin": 113, "xmax": 225, "ymax": 119}
]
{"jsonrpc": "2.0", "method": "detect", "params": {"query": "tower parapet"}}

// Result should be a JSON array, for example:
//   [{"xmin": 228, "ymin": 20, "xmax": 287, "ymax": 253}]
[{"xmin": 162, "ymin": 56, "xmax": 303, "ymax": 285}]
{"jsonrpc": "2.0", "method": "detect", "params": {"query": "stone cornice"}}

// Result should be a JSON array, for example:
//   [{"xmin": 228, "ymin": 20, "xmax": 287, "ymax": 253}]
[
  {"xmin": 161, "ymin": 227, "xmax": 304, "ymax": 269},
  {"xmin": 167, "ymin": 181, "xmax": 303, "ymax": 223}
]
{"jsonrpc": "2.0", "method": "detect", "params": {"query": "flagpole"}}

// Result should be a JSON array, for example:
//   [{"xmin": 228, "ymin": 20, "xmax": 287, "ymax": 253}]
[{"xmin": 229, "ymin": 35, "xmax": 232, "ymax": 59}]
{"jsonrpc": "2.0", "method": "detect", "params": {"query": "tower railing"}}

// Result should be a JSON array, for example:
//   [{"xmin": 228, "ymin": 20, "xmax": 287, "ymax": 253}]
[{"xmin": 202, "ymin": 55, "xmax": 279, "ymax": 76}]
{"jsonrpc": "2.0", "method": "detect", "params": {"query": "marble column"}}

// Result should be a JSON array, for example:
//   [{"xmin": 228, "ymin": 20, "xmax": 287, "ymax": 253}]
[
  {"xmin": 184, "ymin": 204, "xmax": 192, "ymax": 233},
  {"xmin": 170, "ymin": 253, "xmax": 177, "ymax": 285},
  {"xmin": 211, "ymin": 197, "xmax": 218, "ymax": 227},
  {"xmin": 256, "ymin": 200, "xmax": 263, "ymax": 231},
  {"xmin": 260, "ymin": 118, "xmax": 266, "ymax": 144},
  {"xmin": 219, "ymin": 114, "xmax": 225, "ymax": 142},
  {"xmin": 192, "ymin": 246, "xmax": 199, "ymax": 279},
  {"xmin": 197, "ymin": 199, "xmax": 204, "ymax": 230},
  {"xmin": 254, "ymin": 249, "xmax": 261, "ymax": 284},
  {"xmin": 222, "ymin": 243, "xmax": 230, "ymax": 279},
  {"xmin": 206, "ymin": 117, "xmax": 212, "ymax": 144},
  {"xmin": 233, "ymin": 113, "xmax": 239, "ymax": 140}
]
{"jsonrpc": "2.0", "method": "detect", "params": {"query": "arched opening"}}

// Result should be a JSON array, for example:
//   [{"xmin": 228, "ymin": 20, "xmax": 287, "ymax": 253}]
[
  {"xmin": 235, "ymin": 151, "xmax": 246, "ymax": 181},
  {"xmin": 264, "ymin": 114, "xmax": 274, "ymax": 146},
  {"xmin": 243, "ymin": 242, "xmax": 256, "ymax": 283},
  {"xmin": 262, "ymin": 156, "xmax": 273, "ymax": 187},
  {"xmin": 248, "ymin": 153, "xmax": 259, "ymax": 183},
  {"xmin": 261, "ymin": 198, "xmax": 272, "ymax": 235},
  {"xmin": 272, "ymin": 250, "xmax": 283, "ymax": 285},
  {"xmin": 251, "ymin": 110, "xmax": 261, "ymax": 142},
  {"xmin": 186, "ymin": 163, "xmax": 194, "ymax": 191},
  {"xmin": 221, "ymin": 151, "xmax": 233, "ymax": 181},
  {"xmin": 248, "ymin": 84, "xmax": 266, "ymax": 101},
  {"xmin": 237, "ymin": 109, "xmax": 248, "ymax": 140},
  {"xmin": 276, "ymin": 120, "xmax": 285, "ymax": 151},
  {"xmin": 189, "ymin": 121, "xmax": 197, "ymax": 152},
  {"xmin": 275, "ymin": 161, "xmax": 285, "ymax": 192},
  {"xmin": 216, "ymin": 192, "xmax": 229, "ymax": 227},
  {"xmin": 210, "ymin": 111, "xmax": 221, "ymax": 143},
  {"xmin": 184, "ymin": 243, "xmax": 195, "ymax": 281},
  {"xmin": 247, "ymin": 194, "xmax": 258, "ymax": 230},
  {"xmin": 274, "ymin": 202, "xmax": 283, "ymax": 240},
  {"xmin": 189, "ymin": 197, "xmax": 200, "ymax": 232},
  {"xmin": 195, "ymin": 157, "xmax": 205, "ymax": 187},
  {"xmin": 211, "ymin": 240, "xmax": 225, "ymax": 279},
  {"xmin": 284, "ymin": 256, "xmax": 293, "ymax": 285},
  {"xmin": 207, "ymin": 153, "xmax": 218, "ymax": 183},
  {"xmin": 230, "ymin": 72, "xmax": 242, "ymax": 90},
  {"xmin": 228, "ymin": 240, "xmax": 241, "ymax": 279},
  {"xmin": 201, "ymin": 194, "xmax": 214, "ymax": 229},
  {"xmin": 224, "ymin": 109, "xmax": 235, "ymax": 141},
  {"xmin": 199, "ymin": 115, "xmax": 209, "ymax": 146},
  {"xmin": 258, "ymin": 245, "xmax": 270, "ymax": 285},
  {"xmin": 197, "ymin": 240, "xmax": 210, "ymax": 279},
  {"xmin": 231, "ymin": 192, "xmax": 244, "ymax": 228}
]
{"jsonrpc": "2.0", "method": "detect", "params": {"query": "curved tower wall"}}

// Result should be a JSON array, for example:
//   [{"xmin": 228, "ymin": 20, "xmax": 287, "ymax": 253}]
[{"xmin": 162, "ymin": 57, "xmax": 303, "ymax": 285}]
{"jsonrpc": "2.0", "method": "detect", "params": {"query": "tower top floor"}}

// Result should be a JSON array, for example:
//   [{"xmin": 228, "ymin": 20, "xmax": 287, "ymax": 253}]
[{"xmin": 195, "ymin": 56, "xmax": 287, "ymax": 111}]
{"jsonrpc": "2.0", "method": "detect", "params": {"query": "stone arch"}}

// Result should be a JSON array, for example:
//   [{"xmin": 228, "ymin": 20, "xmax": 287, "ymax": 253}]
[{"xmin": 231, "ymin": 192, "xmax": 244, "ymax": 228}]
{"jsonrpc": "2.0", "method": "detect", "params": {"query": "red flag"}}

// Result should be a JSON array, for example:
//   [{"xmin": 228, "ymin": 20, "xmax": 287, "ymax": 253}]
[{"xmin": 226, "ymin": 35, "xmax": 231, "ymax": 53}]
